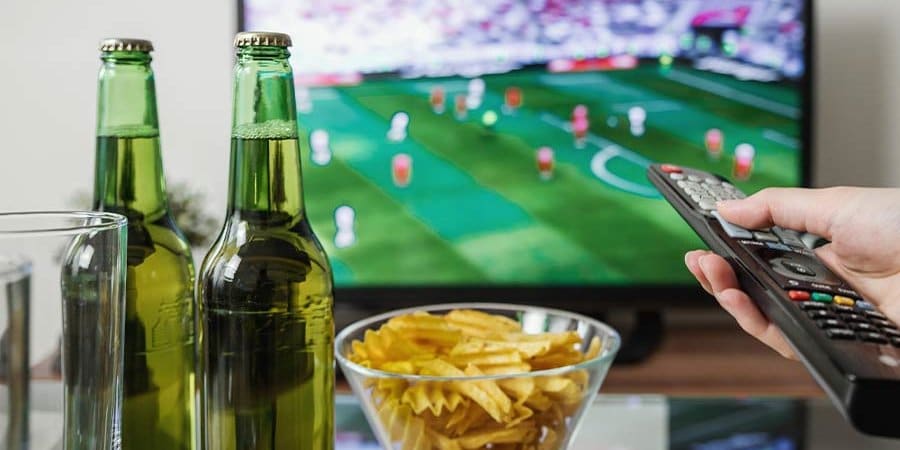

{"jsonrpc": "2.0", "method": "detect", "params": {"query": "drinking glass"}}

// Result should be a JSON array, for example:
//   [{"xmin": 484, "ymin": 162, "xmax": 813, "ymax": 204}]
[{"xmin": 0, "ymin": 212, "xmax": 127, "ymax": 450}]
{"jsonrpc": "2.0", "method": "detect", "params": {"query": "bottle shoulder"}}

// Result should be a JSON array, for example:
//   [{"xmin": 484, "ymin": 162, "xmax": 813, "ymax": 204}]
[
  {"xmin": 199, "ymin": 218, "xmax": 333, "ymax": 308},
  {"xmin": 125, "ymin": 212, "xmax": 195, "ymax": 270}
]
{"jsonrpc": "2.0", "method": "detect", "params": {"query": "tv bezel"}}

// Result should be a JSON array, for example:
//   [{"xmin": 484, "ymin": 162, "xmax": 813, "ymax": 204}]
[{"xmin": 236, "ymin": 0, "xmax": 815, "ymax": 312}]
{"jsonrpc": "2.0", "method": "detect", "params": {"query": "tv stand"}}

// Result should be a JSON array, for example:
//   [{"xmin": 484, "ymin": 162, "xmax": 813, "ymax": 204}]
[{"xmin": 602, "ymin": 310, "xmax": 665, "ymax": 364}]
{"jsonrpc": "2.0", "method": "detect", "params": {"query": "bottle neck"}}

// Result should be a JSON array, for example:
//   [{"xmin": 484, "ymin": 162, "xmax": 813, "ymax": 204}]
[
  {"xmin": 227, "ymin": 46, "xmax": 304, "ymax": 224},
  {"xmin": 93, "ymin": 51, "xmax": 168, "ymax": 220}
]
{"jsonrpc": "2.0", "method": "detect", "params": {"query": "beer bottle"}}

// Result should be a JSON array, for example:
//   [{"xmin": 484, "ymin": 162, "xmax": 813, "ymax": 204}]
[
  {"xmin": 197, "ymin": 32, "xmax": 335, "ymax": 450},
  {"xmin": 93, "ymin": 38, "xmax": 196, "ymax": 450}
]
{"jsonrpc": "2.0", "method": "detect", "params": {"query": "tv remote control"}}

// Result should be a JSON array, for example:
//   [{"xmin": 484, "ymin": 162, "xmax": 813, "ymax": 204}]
[{"xmin": 647, "ymin": 163, "xmax": 899, "ymax": 437}]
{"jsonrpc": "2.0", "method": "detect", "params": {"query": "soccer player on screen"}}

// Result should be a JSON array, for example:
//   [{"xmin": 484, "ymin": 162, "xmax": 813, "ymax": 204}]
[
  {"xmin": 503, "ymin": 87, "xmax": 522, "ymax": 114},
  {"xmin": 392, "ymin": 153, "xmax": 413, "ymax": 188},
  {"xmin": 455, "ymin": 94, "xmax": 467, "ymax": 120},
  {"xmin": 705, "ymin": 128, "xmax": 724, "ymax": 160},
  {"xmin": 430, "ymin": 86, "xmax": 445, "ymax": 114},
  {"xmin": 733, "ymin": 143, "xmax": 756, "ymax": 180},
  {"xmin": 536, "ymin": 147, "xmax": 554, "ymax": 180}
]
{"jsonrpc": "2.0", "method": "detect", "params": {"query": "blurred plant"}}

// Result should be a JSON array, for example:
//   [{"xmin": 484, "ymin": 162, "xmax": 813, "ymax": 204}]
[
  {"xmin": 165, "ymin": 181, "xmax": 219, "ymax": 248},
  {"xmin": 69, "ymin": 181, "xmax": 219, "ymax": 248}
]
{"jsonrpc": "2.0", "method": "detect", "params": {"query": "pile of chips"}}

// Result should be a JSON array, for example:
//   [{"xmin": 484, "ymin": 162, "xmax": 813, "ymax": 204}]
[{"xmin": 347, "ymin": 309, "xmax": 603, "ymax": 450}]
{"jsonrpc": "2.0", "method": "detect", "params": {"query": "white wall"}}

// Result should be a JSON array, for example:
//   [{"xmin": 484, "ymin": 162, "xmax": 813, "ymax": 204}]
[{"xmin": 0, "ymin": 0, "xmax": 236, "ymax": 213}]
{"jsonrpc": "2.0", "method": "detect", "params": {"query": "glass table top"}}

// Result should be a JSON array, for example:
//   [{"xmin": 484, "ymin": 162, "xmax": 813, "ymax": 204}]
[
  {"xmin": 22, "ymin": 383, "xmax": 900, "ymax": 449},
  {"xmin": 335, "ymin": 394, "xmax": 900, "ymax": 450}
]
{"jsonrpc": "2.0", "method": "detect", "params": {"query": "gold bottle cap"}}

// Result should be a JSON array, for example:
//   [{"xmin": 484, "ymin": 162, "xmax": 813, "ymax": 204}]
[
  {"xmin": 99, "ymin": 38, "xmax": 154, "ymax": 52},
  {"xmin": 234, "ymin": 31, "xmax": 292, "ymax": 48}
]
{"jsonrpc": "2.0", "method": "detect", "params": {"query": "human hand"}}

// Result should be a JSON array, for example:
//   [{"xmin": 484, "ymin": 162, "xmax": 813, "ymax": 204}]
[{"xmin": 685, "ymin": 187, "xmax": 900, "ymax": 359}]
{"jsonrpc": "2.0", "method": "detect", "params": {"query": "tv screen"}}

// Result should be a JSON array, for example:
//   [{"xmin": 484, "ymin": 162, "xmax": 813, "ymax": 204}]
[{"xmin": 240, "ymin": 0, "xmax": 810, "ymax": 303}]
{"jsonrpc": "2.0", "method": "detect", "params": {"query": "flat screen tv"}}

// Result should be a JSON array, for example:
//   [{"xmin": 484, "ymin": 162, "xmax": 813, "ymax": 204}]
[{"xmin": 239, "ymin": 0, "xmax": 813, "ymax": 314}]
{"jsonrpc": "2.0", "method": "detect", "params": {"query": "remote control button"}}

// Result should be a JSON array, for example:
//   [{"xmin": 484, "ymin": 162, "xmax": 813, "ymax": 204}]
[
  {"xmin": 765, "ymin": 242, "xmax": 792, "ymax": 252},
  {"xmin": 669, "ymin": 173, "xmax": 684, "ymax": 180},
  {"xmin": 832, "ymin": 304, "xmax": 855, "ymax": 313},
  {"xmin": 851, "ymin": 322, "xmax": 879, "ymax": 332},
  {"xmin": 688, "ymin": 175, "xmax": 702, "ymax": 182},
  {"xmin": 882, "ymin": 328, "xmax": 900, "ymax": 338},
  {"xmin": 891, "ymin": 338, "xmax": 900, "ymax": 348},
  {"xmin": 784, "ymin": 261, "xmax": 817, "ymax": 277},
  {"xmin": 841, "ymin": 313, "xmax": 869, "ymax": 323},
  {"xmin": 872, "ymin": 318, "xmax": 896, "ymax": 329},
  {"xmin": 863, "ymin": 310, "xmax": 887, "ymax": 320},
  {"xmin": 699, "ymin": 200, "xmax": 717, "ymax": 210},
  {"xmin": 811, "ymin": 292, "xmax": 833, "ymax": 303},
  {"xmin": 833, "ymin": 295, "xmax": 855, "ymax": 307},
  {"xmin": 753, "ymin": 232, "xmax": 779, "ymax": 242},
  {"xmin": 660, "ymin": 164, "xmax": 682, "ymax": 173},
  {"xmin": 855, "ymin": 301, "xmax": 875, "ymax": 311},
  {"xmin": 808, "ymin": 310, "xmax": 836, "ymax": 320},
  {"xmin": 788, "ymin": 290, "xmax": 810, "ymax": 301},
  {"xmin": 799, "ymin": 301, "xmax": 827, "ymax": 310},
  {"xmin": 826, "ymin": 329, "xmax": 856, "ymax": 340},
  {"xmin": 712, "ymin": 211, "xmax": 753, "ymax": 239},
  {"xmin": 860, "ymin": 332, "xmax": 888, "ymax": 344},
  {"xmin": 704, "ymin": 178, "xmax": 720, "ymax": 185},
  {"xmin": 772, "ymin": 227, "xmax": 806, "ymax": 248},
  {"xmin": 817, "ymin": 319, "xmax": 845, "ymax": 329}
]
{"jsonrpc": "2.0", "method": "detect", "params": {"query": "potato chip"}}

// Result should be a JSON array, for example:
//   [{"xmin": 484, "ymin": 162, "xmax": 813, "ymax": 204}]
[
  {"xmin": 497, "ymin": 377, "xmax": 535, "ymax": 403},
  {"xmin": 448, "ymin": 350, "xmax": 523, "ymax": 367},
  {"xmin": 529, "ymin": 349, "xmax": 584, "ymax": 370},
  {"xmin": 474, "ymin": 363, "xmax": 532, "ymax": 375},
  {"xmin": 426, "ymin": 428, "xmax": 462, "ymax": 450},
  {"xmin": 346, "ymin": 308, "xmax": 606, "ymax": 450},
  {"xmin": 455, "ymin": 422, "xmax": 537, "ymax": 449}
]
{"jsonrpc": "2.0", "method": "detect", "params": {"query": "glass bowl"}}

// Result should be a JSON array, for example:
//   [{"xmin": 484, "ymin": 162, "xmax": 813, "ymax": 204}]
[{"xmin": 335, "ymin": 303, "xmax": 622, "ymax": 450}]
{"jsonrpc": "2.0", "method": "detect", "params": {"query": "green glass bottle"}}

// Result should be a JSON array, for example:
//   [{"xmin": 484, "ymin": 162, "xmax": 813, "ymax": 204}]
[
  {"xmin": 197, "ymin": 32, "xmax": 335, "ymax": 450},
  {"xmin": 93, "ymin": 38, "xmax": 196, "ymax": 450}
]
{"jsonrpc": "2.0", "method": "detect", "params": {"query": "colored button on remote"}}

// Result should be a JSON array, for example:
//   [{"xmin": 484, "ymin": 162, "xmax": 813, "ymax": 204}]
[
  {"xmin": 661, "ymin": 164, "xmax": 682, "ymax": 173},
  {"xmin": 788, "ymin": 290, "xmax": 810, "ymax": 301},
  {"xmin": 811, "ymin": 292, "xmax": 833, "ymax": 303},
  {"xmin": 856, "ymin": 301, "xmax": 875, "ymax": 311},
  {"xmin": 833, "ymin": 295, "xmax": 855, "ymax": 306}
]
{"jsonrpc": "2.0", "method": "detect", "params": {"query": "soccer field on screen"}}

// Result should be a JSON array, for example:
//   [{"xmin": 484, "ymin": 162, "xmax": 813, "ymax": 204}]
[{"xmin": 297, "ymin": 64, "xmax": 802, "ymax": 287}]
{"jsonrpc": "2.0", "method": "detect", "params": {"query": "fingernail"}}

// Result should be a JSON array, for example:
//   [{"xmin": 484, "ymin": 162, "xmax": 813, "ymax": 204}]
[{"xmin": 698, "ymin": 255, "xmax": 711, "ymax": 271}]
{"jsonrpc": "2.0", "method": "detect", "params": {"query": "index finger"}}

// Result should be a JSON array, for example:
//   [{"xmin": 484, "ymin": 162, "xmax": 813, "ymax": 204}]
[{"xmin": 717, "ymin": 187, "xmax": 844, "ymax": 239}]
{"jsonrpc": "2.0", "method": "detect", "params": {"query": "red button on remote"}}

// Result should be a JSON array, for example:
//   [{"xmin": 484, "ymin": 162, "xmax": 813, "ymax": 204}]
[
  {"xmin": 788, "ymin": 290, "xmax": 810, "ymax": 301},
  {"xmin": 660, "ymin": 164, "xmax": 682, "ymax": 173}
]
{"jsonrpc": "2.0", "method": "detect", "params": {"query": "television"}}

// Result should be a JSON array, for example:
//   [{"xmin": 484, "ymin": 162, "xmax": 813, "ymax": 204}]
[{"xmin": 238, "ymin": 0, "xmax": 813, "ymax": 315}]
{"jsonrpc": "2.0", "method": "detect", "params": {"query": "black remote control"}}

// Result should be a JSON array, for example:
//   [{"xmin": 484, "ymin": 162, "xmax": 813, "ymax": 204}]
[{"xmin": 647, "ymin": 163, "xmax": 899, "ymax": 437}]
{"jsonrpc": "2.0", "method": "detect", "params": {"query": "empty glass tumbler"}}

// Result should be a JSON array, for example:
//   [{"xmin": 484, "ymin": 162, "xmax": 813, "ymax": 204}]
[{"xmin": 0, "ymin": 212, "xmax": 127, "ymax": 450}]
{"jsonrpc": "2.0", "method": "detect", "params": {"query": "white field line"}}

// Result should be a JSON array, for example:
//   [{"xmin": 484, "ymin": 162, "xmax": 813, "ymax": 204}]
[
  {"xmin": 664, "ymin": 69, "xmax": 800, "ymax": 119},
  {"xmin": 762, "ymin": 129, "xmax": 800, "ymax": 149},
  {"xmin": 539, "ymin": 113, "xmax": 659, "ymax": 197}
]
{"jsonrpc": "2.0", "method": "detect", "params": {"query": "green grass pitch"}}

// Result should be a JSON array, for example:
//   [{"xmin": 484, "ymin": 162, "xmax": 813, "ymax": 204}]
[{"xmin": 296, "ymin": 64, "xmax": 802, "ymax": 286}]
